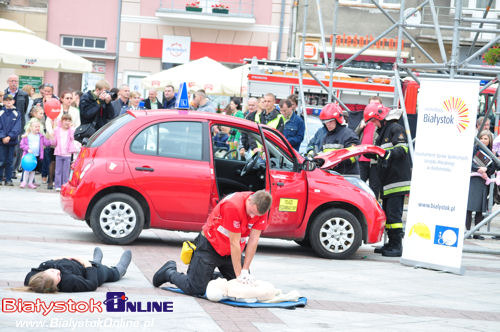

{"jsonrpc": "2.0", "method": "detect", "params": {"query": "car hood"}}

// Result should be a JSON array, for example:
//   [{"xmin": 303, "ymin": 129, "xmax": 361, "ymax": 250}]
[{"xmin": 315, "ymin": 144, "xmax": 385, "ymax": 170}]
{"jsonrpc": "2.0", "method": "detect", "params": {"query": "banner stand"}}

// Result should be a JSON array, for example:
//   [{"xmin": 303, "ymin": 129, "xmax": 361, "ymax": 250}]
[
  {"xmin": 400, "ymin": 258, "xmax": 465, "ymax": 275},
  {"xmin": 400, "ymin": 78, "xmax": 480, "ymax": 275}
]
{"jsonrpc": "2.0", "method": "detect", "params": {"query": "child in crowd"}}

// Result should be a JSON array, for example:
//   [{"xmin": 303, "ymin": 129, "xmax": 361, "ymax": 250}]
[
  {"xmin": 0, "ymin": 94, "xmax": 22, "ymax": 186},
  {"xmin": 27, "ymin": 105, "xmax": 45, "ymax": 133},
  {"xmin": 19, "ymin": 118, "xmax": 53, "ymax": 189},
  {"xmin": 23, "ymin": 247, "xmax": 131, "ymax": 293},
  {"xmin": 213, "ymin": 125, "xmax": 230, "ymax": 149},
  {"xmin": 52, "ymin": 114, "xmax": 77, "ymax": 191},
  {"xmin": 466, "ymin": 130, "xmax": 495, "ymax": 239}
]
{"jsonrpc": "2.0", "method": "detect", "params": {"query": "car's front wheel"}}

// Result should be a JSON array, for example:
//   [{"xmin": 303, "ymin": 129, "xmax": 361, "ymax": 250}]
[
  {"xmin": 90, "ymin": 193, "xmax": 144, "ymax": 245},
  {"xmin": 309, "ymin": 208, "xmax": 362, "ymax": 259}
]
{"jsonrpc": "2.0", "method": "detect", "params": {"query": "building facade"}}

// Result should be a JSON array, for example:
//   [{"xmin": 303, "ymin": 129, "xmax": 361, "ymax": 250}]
[
  {"xmin": 1, "ymin": 0, "xmax": 293, "ymax": 96},
  {"xmin": 0, "ymin": 0, "xmax": 48, "ymax": 90},
  {"xmin": 295, "ymin": 0, "xmax": 500, "ymax": 69}
]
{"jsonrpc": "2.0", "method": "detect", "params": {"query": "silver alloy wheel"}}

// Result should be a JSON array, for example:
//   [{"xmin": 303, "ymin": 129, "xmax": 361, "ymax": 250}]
[
  {"xmin": 99, "ymin": 201, "xmax": 137, "ymax": 239},
  {"xmin": 319, "ymin": 217, "xmax": 355, "ymax": 253}
]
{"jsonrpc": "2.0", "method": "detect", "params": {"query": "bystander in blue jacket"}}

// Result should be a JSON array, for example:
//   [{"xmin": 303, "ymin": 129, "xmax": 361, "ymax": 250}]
[
  {"xmin": 0, "ymin": 94, "xmax": 22, "ymax": 185},
  {"xmin": 283, "ymin": 112, "xmax": 305, "ymax": 151},
  {"xmin": 279, "ymin": 99, "xmax": 304, "ymax": 151}
]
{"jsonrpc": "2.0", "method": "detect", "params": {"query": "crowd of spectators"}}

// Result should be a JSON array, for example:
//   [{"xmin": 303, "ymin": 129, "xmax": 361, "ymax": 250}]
[{"xmin": 0, "ymin": 75, "xmax": 306, "ymax": 189}]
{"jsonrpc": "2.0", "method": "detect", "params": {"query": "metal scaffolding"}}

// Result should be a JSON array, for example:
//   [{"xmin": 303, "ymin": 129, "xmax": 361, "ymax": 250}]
[{"xmin": 293, "ymin": 0, "xmax": 500, "ymax": 251}]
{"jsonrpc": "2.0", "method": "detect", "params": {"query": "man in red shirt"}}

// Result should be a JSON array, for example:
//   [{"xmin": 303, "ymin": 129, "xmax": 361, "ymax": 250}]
[{"xmin": 153, "ymin": 190, "xmax": 272, "ymax": 296}]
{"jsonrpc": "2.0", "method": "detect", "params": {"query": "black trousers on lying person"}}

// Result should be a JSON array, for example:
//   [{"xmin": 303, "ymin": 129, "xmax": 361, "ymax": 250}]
[
  {"xmin": 92, "ymin": 262, "xmax": 120, "ymax": 285},
  {"xmin": 170, "ymin": 233, "xmax": 237, "ymax": 296}
]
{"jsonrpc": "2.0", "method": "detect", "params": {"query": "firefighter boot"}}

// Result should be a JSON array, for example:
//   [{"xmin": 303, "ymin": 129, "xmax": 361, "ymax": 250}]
[
  {"xmin": 381, "ymin": 229, "xmax": 403, "ymax": 257},
  {"xmin": 374, "ymin": 238, "xmax": 390, "ymax": 254}
]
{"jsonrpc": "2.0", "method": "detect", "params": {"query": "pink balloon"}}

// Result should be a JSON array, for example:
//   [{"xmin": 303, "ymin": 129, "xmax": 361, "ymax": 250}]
[{"xmin": 44, "ymin": 99, "xmax": 61, "ymax": 120}]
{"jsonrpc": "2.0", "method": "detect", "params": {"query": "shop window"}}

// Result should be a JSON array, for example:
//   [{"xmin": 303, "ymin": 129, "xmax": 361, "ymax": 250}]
[{"xmin": 60, "ymin": 36, "xmax": 107, "ymax": 51}]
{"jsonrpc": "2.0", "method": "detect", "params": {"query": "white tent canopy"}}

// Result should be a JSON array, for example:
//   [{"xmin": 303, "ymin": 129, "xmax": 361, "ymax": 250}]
[
  {"xmin": 222, "ymin": 64, "xmax": 250, "ymax": 97},
  {"xmin": 0, "ymin": 18, "xmax": 92, "ymax": 73},
  {"xmin": 142, "ymin": 57, "xmax": 232, "ymax": 95}
]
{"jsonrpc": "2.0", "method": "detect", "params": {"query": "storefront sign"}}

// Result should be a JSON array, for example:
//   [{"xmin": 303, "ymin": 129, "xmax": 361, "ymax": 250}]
[
  {"xmin": 93, "ymin": 61, "xmax": 106, "ymax": 74},
  {"xmin": 332, "ymin": 34, "xmax": 404, "ymax": 50},
  {"xmin": 162, "ymin": 35, "xmax": 191, "ymax": 64},
  {"xmin": 304, "ymin": 42, "xmax": 319, "ymax": 60},
  {"xmin": 19, "ymin": 76, "xmax": 42, "ymax": 91},
  {"xmin": 401, "ymin": 78, "xmax": 480, "ymax": 275},
  {"xmin": 140, "ymin": 38, "xmax": 267, "ymax": 63}
]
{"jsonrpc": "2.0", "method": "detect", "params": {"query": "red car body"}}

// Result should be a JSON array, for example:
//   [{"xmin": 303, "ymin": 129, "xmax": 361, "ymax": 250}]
[{"xmin": 61, "ymin": 110, "xmax": 385, "ymax": 259}]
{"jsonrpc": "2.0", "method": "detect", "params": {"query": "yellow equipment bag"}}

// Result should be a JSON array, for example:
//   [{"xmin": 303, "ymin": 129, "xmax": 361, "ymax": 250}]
[{"xmin": 180, "ymin": 241, "xmax": 197, "ymax": 265}]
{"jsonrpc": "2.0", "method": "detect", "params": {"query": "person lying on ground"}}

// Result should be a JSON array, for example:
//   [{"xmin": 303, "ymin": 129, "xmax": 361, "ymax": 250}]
[{"xmin": 22, "ymin": 247, "xmax": 132, "ymax": 293}]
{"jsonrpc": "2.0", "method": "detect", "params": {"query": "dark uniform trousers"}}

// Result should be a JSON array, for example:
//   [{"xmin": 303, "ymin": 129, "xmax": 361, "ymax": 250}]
[
  {"xmin": 382, "ymin": 195, "xmax": 405, "ymax": 229},
  {"xmin": 359, "ymin": 161, "xmax": 381, "ymax": 199},
  {"xmin": 170, "ymin": 233, "xmax": 237, "ymax": 296}
]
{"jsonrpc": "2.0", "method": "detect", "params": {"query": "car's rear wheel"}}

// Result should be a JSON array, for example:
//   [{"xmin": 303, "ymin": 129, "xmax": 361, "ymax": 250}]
[
  {"xmin": 309, "ymin": 208, "xmax": 362, "ymax": 259},
  {"xmin": 90, "ymin": 193, "xmax": 144, "ymax": 245}
]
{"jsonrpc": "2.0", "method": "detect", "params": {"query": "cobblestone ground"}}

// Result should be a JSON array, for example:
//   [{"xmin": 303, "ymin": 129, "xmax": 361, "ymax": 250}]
[{"xmin": 1, "ymin": 184, "xmax": 500, "ymax": 331}]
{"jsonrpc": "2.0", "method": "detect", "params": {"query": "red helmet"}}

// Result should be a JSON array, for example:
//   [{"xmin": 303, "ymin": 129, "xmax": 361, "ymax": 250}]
[
  {"xmin": 320, "ymin": 103, "xmax": 345, "ymax": 125},
  {"xmin": 364, "ymin": 103, "xmax": 390, "ymax": 122}
]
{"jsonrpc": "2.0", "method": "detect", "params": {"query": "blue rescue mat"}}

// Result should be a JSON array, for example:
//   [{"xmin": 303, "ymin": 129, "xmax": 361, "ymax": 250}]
[{"xmin": 161, "ymin": 286, "xmax": 307, "ymax": 309}]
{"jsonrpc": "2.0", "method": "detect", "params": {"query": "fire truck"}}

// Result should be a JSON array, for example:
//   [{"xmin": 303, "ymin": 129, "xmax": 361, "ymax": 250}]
[
  {"xmin": 247, "ymin": 61, "xmax": 498, "ymax": 136},
  {"xmin": 247, "ymin": 64, "xmax": 396, "ymax": 114}
]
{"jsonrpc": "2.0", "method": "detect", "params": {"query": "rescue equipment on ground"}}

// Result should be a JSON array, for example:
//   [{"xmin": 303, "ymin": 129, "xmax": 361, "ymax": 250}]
[{"xmin": 180, "ymin": 241, "xmax": 197, "ymax": 265}]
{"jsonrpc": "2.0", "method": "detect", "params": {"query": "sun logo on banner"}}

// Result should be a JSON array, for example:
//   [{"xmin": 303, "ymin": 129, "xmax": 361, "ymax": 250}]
[{"xmin": 443, "ymin": 97, "xmax": 470, "ymax": 133}]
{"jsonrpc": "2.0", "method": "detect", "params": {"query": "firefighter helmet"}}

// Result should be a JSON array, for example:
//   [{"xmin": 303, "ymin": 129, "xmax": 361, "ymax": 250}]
[
  {"xmin": 320, "ymin": 103, "xmax": 345, "ymax": 126},
  {"xmin": 364, "ymin": 103, "xmax": 390, "ymax": 122}
]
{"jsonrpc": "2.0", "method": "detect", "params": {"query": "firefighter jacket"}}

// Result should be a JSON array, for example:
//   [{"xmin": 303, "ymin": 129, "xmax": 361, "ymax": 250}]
[
  {"xmin": 321, "ymin": 125, "xmax": 360, "ymax": 175},
  {"xmin": 307, "ymin": 126, "xmax": 327, "ymax": 153},
  {"xmin": 375, "ymin": 120, "xmax": 411, "ymax": 197}
]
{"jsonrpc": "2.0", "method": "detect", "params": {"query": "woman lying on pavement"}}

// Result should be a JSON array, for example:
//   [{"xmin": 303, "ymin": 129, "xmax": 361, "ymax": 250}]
[{"xmin": 22, "ymin": 247, "xmax": 131, "ymax": 293}]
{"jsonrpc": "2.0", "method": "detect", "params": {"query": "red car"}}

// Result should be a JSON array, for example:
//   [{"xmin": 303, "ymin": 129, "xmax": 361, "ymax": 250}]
[{"xmin": 61, "ymin": 110, "xmax": 385, "ymax": 259}]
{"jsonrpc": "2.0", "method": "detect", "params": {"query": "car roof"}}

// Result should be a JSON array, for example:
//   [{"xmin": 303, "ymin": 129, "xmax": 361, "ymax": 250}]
[{"xmin": 127, "ymin": 109, "xmax": 260, "ymax": 129}]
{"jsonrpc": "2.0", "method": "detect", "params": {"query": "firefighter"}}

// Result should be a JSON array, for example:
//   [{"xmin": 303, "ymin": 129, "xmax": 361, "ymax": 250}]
[
  {"xmin": 364, "ymin": 103, "xmax": 411, "ymax": 257},
  {"xmin": 315, "ymin": 103, "xmax": 360, "ymax": 175}
]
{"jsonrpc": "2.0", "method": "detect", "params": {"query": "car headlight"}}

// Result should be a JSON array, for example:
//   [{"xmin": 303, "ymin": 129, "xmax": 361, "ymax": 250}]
[{"xmin": 344, "ymin": 176, "xmax": 376, "ymax": 198}]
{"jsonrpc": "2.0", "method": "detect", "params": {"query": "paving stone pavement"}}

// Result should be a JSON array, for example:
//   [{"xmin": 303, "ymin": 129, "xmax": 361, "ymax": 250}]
[{"xmin": 0, "ymin": 185, "xmax": 500, "ymax": 331}]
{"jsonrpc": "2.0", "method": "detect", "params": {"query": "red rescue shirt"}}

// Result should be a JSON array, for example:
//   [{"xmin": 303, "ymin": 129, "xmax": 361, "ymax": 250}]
[{"xmin": 202, "ymin": 192, "xmax": 268, "ymax": 256}]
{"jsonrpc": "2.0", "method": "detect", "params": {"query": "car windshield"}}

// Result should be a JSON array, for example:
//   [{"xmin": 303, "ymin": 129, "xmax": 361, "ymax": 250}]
[{"xmin": 87, "ymin": 114, "xmax": 134, "ymax": 147}]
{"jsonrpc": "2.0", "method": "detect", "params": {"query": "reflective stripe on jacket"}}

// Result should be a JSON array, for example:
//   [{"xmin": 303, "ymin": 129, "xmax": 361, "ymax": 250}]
[
  {"xmin": 376, "ymin": 120, "xmax": 412, "ymax": 197},
  {"xmin": 321, "ymin": 125, "xmax": 360, "ymax": 175}
]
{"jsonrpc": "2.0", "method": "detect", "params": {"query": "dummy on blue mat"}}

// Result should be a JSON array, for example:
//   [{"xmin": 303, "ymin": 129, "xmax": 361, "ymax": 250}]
[{"xmin": 162, "ymin": 277, "xmax": 307, "ymax": 309}]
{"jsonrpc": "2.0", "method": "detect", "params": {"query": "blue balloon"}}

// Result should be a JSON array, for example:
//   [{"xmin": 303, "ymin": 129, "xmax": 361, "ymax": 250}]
[{"xmin": 21, "ymin": 153, "xmax": 37, "ymax": 172}]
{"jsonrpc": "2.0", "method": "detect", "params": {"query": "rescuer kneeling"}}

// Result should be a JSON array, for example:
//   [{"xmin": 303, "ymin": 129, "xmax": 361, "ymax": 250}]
[{"xmin": 152, "ymin": 190, "xmax": 273, "ymax": 296}]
